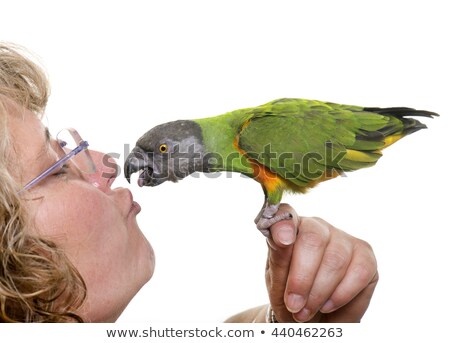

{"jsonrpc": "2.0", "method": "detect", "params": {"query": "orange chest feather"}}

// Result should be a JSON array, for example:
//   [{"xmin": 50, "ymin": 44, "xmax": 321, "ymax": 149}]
[
  {"xmin": 233, "ymin": 129, "xmax": 285, "ymax": 193},
  {"xmin": 248, "ymin": 159, "xmax": 285, "ymax": 193}
]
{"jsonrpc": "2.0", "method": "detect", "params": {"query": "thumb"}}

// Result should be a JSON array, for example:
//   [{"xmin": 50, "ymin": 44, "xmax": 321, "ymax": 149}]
[{"xmin": 268, "ymin": 203, "xmax": 299, "ymax": 249}]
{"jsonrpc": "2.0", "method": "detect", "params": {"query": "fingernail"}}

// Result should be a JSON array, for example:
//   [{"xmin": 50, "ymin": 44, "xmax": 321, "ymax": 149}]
[
  {"xmin": 286, "ymin": 293, "xmax": 305, "ymax": 313},
  {"xmin": 321, "ymin": 299, "xmax": 335, "ymax": 313},
  {"xmin": 294, "ymin": 307, "xmax": 311, "ymax": 322},
  {"xmin": 277, "ymin": 227, "xmax": 295, "ymax": 245}
]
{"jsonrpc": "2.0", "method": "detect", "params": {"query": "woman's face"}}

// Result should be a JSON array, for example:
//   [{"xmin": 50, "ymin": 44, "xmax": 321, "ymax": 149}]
[{"xmin": 7, "ymin": 101, "xmax": 154, "ymax": 322}]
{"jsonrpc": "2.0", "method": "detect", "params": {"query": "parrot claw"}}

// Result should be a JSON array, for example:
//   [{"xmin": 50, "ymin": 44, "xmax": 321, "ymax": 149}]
[
  {"xmin": 256, "ymin": 212, "xmax": 293, "ymax": 238},
  {"xmin": 255, "ymin": 202, "xmax": 293, "ymax": 238}
]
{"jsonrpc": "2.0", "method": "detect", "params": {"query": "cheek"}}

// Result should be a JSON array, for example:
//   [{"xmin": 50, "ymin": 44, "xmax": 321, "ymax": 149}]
[
  {"xmin": 32, "ymin": 187, "xmax": 125, "ymax": 257},
  {"xmin": 29, "ymin": 183, "xmax": 154, "ymax": 319}
]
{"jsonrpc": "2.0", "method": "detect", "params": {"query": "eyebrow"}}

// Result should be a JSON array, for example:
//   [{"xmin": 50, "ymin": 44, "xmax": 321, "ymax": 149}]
[
  {"xmin": 44, "ymin": 127, "xmax": 51, "ymax": 142},
  {"xmin": 35, "ymin": 127, "xmax": 52, "ymax": 161}
]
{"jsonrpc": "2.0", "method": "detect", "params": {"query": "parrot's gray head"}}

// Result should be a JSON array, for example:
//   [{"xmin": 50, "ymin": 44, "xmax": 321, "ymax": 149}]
[{"xmin": 124, "ymin": 120, "xmax": 208, "ymax": 187}]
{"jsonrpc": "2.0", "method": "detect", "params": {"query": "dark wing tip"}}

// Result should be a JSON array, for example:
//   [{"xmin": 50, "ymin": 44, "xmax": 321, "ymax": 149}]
[{"xmin": 363, "ymin": 106, "xmax": 439, "ymax": 118}]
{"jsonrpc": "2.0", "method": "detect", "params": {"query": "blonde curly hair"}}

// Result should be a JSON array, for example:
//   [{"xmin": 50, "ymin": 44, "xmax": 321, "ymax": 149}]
[{"xmin": 0, "ymin": 43, "xmax": 86, "ymax": 322}]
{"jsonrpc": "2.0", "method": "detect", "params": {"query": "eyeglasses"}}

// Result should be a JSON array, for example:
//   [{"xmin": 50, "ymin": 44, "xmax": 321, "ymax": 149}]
[{"xmin": 19, "ymin": 128, "xmax": 96, "ymax": 193}]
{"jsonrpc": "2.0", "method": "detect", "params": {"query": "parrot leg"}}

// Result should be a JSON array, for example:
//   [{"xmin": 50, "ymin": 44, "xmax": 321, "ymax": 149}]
[{"xmin": 254, "ymin": 201, "xmax": 293, "ymax": 238}]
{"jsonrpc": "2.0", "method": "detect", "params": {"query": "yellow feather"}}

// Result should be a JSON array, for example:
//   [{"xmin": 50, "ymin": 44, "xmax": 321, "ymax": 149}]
[
  {"xmin": 345, "ymin": 149, "xmax": 380, "ymax": 163},
  {"xmin": 383, "ymin": 134, "xmax": 404, "ymax": 149}
]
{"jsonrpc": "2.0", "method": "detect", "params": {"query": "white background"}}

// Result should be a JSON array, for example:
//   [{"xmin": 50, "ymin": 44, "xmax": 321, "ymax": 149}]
[{"xmin": 2, "ymin": 0, "xmax": 449, "ymax": 340}]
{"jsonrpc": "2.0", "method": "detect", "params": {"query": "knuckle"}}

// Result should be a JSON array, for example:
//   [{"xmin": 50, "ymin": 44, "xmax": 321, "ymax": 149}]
[
  {"xmin": 301, "ymin": 218, "xmax": 331, "ymax": 243},
  {"xmin": 299, "ymin": 229, "xmax": 328, "ymax": 249},
  {"xmin": 310, "ymin": 216, "xmax": 333, "ymax": 228},
  {"xmin": 356, "ymin": 239, "xmax": 375, "ymax": 254},
  {"xmin": 354, "ymin": 239, "xmax": 378, "ymax": 271},
  {"xmin": 289, "ymin": 272, "xmax": 313, "ymax": 291},
  {"xmin": 321, "ymin": 249, "xmax": 349, "ymax": 272},
  {"xmin": 351, "ymin": 263, "xmax": 376, "ymax": 284}
]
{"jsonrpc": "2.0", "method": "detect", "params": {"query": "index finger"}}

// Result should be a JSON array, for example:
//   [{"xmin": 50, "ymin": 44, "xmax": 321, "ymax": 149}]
[{"xmin": 265, "ymin": 204, "xmax": 300, "ymax": 322}]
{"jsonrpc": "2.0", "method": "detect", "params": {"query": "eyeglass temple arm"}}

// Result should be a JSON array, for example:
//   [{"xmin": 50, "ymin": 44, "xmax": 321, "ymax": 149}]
[{"xmin": 20, "ymin": 141, "xmax": 89, "ymax": 192}]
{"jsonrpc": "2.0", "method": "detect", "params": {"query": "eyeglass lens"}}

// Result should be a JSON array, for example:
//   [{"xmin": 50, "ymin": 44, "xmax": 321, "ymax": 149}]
[{"xmin": 56, "ymin": 128, "xmax": 96, "ymax": 174}]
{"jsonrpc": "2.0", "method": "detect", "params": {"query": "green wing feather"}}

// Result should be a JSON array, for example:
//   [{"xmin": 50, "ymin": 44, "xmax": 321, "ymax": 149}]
[{"xmin": 237, "ymin": 98, "xmax": 432, "ymax": 188}]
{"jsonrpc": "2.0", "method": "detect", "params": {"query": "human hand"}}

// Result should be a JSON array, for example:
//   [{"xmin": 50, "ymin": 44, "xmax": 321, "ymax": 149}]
[{"xmin": 265, "ymin": 204, "xmax": 378, "ymax": 322}]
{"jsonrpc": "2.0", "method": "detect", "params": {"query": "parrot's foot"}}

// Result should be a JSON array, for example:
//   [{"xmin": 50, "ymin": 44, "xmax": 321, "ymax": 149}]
[{"xmin": 255, "ymin": 203, "xmax": 293, "ymax": 238}]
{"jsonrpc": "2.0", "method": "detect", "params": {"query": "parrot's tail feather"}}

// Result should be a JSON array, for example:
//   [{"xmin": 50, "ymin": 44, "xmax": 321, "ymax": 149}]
[
  {"xmin": 363, "ymin": 107, "xmax": 439, "ymax": 119},
  {"xmin": 363, "ymin": 106, "xmax": 439, "ymax": 139},
  {"xmin": 399, "ymin": 120, "xmax": 428, "ymax": 135}
]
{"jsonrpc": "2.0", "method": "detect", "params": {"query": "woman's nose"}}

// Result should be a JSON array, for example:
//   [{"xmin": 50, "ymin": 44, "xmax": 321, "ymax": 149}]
[{"xmin": 84, "ymin": 150, "xmax": 118, "ymax": 192}]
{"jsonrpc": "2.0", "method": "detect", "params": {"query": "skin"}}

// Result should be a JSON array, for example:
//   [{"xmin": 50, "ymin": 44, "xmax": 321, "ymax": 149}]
[
  {"xmin": 227, "ymin": 204, "xmax": 378, "ymax": 322},
  {"xmin": 6, "ymin": 99, "xmax": 378, "ymax": 323},
  {"xmin": 267, "ymin": 205, "xmax": 378, "ymax": 322},
  {"xmin": 7, "ymin": 100, "xmax": 155, "ymax": 322}
]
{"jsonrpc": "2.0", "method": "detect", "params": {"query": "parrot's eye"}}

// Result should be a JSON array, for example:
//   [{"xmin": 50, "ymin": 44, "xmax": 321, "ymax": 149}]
[{"xmin": 159, "ymin": 144, "xmax": 168, "ymax": 153}]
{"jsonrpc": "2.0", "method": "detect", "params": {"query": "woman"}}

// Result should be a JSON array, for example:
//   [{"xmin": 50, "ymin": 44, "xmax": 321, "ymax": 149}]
[{"xmin": 0, "ymin": 43, "xmax": 378, "ymax": 322}]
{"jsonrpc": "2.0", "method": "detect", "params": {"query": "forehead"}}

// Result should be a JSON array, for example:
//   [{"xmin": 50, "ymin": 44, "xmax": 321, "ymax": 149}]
[
  {"xmin": 4, "ymin": 99, "xmax": 49, "ymax": 178},
  {"xmin": 7, "ymin": 102, "xmax": 46, "ymax": 147}
]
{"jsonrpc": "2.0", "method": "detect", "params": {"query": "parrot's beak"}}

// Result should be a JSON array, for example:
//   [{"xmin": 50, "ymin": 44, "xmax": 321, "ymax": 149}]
[{"xmin": 124, "ymin": 146, "xmax": 154, "ymax": 187}]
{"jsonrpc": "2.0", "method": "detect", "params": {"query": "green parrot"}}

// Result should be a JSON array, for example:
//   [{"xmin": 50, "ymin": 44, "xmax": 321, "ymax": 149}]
[{"xmin": 124, "ymin": 98, "xmax": 437, "ymax": 237}]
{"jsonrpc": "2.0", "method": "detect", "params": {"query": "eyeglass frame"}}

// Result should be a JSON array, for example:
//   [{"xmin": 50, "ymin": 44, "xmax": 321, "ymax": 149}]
[{"xmin": 19, "ymin": 128, "xmax": 95, "ymax": 193}]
